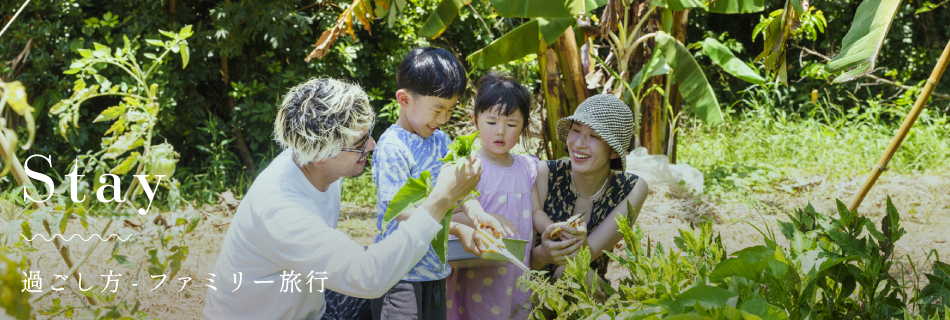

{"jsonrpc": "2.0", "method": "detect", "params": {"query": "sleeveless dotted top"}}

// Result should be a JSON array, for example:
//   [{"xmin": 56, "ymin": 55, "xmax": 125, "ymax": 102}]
[{"xmin": 534, "ymin": 160, "xmax": 639, "ymax": 279}]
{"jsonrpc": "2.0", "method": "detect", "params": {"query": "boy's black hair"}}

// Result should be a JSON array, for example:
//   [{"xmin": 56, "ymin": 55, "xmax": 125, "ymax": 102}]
[
  {"xmin": 396, "ymin": 47, "xmax": 467, "ymax": 99},
  {"xmin": 473, "ymin": 72, "xmax": 531, "ymax": 134}
]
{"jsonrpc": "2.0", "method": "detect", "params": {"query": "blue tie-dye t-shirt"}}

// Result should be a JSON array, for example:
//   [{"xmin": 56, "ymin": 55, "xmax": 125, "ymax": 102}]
[{"xmin": 372, "ymin": 124, "xmax": 451, "ymax": 281}]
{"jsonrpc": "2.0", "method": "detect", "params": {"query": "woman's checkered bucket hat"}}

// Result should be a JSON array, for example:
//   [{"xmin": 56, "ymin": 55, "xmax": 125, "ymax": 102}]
[{"xmin": 556, "ymin": 94, "xmax": 635, "ymax": 171}]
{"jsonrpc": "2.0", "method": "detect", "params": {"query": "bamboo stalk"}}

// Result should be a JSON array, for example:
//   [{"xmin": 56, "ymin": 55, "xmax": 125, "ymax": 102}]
[
  {"xmin": 0, "ymin": 130, "xmax": 99, "ymax": 306},
  {"xmin": 849, "ymin": 39, "xmax": 950, "ymax": 213}
]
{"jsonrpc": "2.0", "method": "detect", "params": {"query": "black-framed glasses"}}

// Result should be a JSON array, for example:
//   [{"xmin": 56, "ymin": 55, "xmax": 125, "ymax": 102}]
[{"xmin": 340, "ymin": 114, "xmax": 376, "ymax": 156}]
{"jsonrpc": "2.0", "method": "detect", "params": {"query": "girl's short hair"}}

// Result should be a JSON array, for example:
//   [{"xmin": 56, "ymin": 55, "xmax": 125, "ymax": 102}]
[{"xmin": 473, "ymin": 72, "xmax": 531, "ymax": 134}]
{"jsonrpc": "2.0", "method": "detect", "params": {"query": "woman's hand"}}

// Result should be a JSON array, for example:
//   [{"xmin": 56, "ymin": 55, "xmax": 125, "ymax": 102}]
[
  {"xmin": 555, "ymin": 220, "xmax": 588, "ymax": 256},
  {"xmin": 537, "ymin": 223, "xmax": 583, "ymax": 265}
]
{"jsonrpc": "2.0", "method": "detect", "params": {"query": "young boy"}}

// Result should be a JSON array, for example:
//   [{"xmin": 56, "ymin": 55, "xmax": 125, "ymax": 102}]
[{"xmin": 370, "ymin": 47, "xmax": 472, "ymax": 320}]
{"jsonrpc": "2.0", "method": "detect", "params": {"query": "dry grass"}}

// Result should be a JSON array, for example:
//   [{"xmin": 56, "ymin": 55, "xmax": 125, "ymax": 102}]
[{"xmin": 16, "ymin": 171, "xmax": 950, "ymax": 319}]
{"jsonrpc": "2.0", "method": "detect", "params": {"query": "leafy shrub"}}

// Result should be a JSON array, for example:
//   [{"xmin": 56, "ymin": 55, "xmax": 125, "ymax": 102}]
[{"xmin": 524, "ymin": 198, "xmax": 950, "ymax": 319}]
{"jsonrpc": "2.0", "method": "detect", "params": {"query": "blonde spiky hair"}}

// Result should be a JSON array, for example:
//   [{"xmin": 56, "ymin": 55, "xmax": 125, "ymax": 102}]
[{"xmin": 273, "ymin": 78, "xmax": 375, "ymax": 166}]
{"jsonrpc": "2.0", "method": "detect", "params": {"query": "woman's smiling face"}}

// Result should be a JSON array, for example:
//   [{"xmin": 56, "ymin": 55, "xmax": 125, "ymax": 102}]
[{"xmin": 566, "ymin": 121, "xmax": 618, "ymax": 173}]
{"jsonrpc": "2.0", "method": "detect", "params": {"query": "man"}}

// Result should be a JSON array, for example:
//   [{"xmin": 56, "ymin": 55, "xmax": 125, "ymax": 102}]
[{"xmin": 202, "ymin": 78, "xmax": 481, "ymax": 320}]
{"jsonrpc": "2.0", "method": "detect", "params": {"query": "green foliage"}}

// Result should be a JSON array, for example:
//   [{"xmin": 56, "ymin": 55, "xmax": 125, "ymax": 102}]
[
  {"xmin": 418, "ymin": 0, "xmax": 471, "ymax": 39},
  {"xmin": 524, "ymin": 197, "xmax": 950, "ymax": 319},
  {"xmin": 707, "ymin": 0, "xmax": 765, "ymax": 14},
  {"xmin": 467, "ymin": 18, "xmax": 573, "ymax": 69},
  {"xmin": 654, "ymin": 31, "xmax": 724, "ymax": 126},
  {"xmin": 679, "ymin": 83, "xmax": 950, "ymax": 192},
  {"xmin": 0, "ymin": 249, "xmax": 30, "ymax": 320},
  {"xmin": 700, "ymin": 38, "xmax": 764, "ymax": 85},
  {"xmin": 488, "ymin": 0, "xmax": 599, "ymax": 18},
  {"xmin": 380, "ymin": 131, "xmax": 480, "ymax": 264}
]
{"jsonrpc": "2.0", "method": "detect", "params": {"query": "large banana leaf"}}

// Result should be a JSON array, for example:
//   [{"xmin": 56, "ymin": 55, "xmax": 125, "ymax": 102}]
[
  {"xmin": 703, "ymin": 38, "xmax": 764, "ymax": 84},
  {"xmin": 652, "ymin": 0, "xmax": 706, "ymax": 11},
  {"xmin": 654, "ymin": 32, "xmax": 723, "ymax": 126},
  {"xmin": 418, "ymin": 0, "xmax": 472, "ymax": 39},
  {"xmin": 825, "ymin": 0, "xmax": 902, "ymax": 83},
  {"xmin": 707, "ymin": 0, "xmax": 765, "ymax": 13},
  {"xmin": 467, "ymin": 18, "xmax": 573, "ymax": 69},
  {"xmin": 490, "ymin": 0, "xmax": 607, "ymax": 18},
  {"xmin": 631, "ymin": 49, "xmax": 670, "ymax": 91}
]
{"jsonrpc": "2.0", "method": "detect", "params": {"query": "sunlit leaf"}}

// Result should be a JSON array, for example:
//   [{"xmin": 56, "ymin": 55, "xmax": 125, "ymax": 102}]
[
  {"xmin": 708, "ymin": 0, "xmax": 765, "ymax": 13},
  {"xmin": 111, "ymin": 152, "xmax": 140, "ymax": 175},
  {"xmin": 825, "ymin": 0, "xmax": 902, "ymax": 83},
  {"xmin": 702, "ymin": 38, "xmax": 764, "ymax": 84},
  {"xmin": 419, "ymin": 0, "xmax": 472, "ymax": 39},
  {"xmin": 181, "ymin": 45, "xmax": 190, "ymax": 69},
  {"xmin": 94, "ymin": 105, "xmax": 126, "ymax": 123}
]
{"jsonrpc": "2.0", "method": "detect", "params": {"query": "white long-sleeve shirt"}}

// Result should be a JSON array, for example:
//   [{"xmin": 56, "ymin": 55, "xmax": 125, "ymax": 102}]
[{"xmin": 203, "ymin": 149, "xmax": 442, "ymax": 320}]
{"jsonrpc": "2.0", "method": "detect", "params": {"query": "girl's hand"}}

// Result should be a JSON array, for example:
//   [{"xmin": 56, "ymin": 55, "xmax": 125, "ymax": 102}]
[
  {"xmin": 468, "ymin": 208, "xmax": 515, "ymax": 237},
  {"xmin": 538, "ymin": 224, "xmax": 582, "ymax": 265},
  {"xmin": 454, "ymin": 224, "xmax": 488, "ymax": 255}
]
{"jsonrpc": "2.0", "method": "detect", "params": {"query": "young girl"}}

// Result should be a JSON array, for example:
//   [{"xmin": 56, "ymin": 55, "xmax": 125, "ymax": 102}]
[{"xmin": 445, "ymin": 73, "xmax": 537, "ymax": 320}]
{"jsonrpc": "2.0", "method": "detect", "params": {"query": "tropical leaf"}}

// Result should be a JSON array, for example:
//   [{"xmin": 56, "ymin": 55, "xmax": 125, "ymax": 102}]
[
  {"xmin": 708, "ymin": 0, "xmax": 765, "ymax": 14},
  {"xmin": 702, "ymin": 38, "xmax": 764, "ymax": 84},
  {"xmin": 654, "ymin": 31, "xmax": 723, "ymax": 126},
  {"xmin": 754, "ymin": 2, "xmax": 800, "ymax": 82},
  {"xmin": 489, "ymin": 0, "xmax": 601, "ymax": 18},
  {"xmin": 381, "ymin": 171, "xmax": 431, "ymax": 233},
  {"xmin": 419, "ymin": 0, "xmax": 471, "ymax": 39},
  {"xmin": 432, "ymin": 209, "xmax": 454, "ymax": 264},
  {"xmin": 653, "ymin": 0, "xmax": 706, "ymax": 11},
  {"xmin": 675, "ymin": 285, "xmax": 737, "ymax": 309},
  {"xmin": 631, "ymin": 49, "xmax": 670, "ymax": 91},
  {"xmin": 740, "ymin": 299, "xmax": 790, "ymax": 320},
  {"xmin": 94, "ymin": 105, "xmax": 126, "ymax": 123},
  {"xmin": 825, "ymin": 0, "xmax": 901, "ymax": 83},
  {"xmin": 467, "ymin": 18, "xmax": 573, "ymax": 69}
]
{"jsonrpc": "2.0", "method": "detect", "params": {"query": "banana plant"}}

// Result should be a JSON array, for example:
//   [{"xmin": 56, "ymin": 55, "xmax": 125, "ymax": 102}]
[
  {"xmin": 380, "ymin": 131, "xmax": 480, "ymax": 264},
  {"xmin": 755, "ymin": 0, "xmax": 905, "ymax": 84}
]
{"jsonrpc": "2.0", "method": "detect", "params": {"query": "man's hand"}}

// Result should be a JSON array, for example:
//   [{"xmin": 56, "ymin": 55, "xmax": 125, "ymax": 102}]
[{"xmin": 420, "ymin": 155, "xmax": 482, "ymax": 222}]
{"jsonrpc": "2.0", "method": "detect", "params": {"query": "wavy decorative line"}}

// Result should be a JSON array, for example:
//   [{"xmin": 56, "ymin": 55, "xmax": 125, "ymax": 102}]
[{"xmin": 20, "ymin": 233, "xmax": 135, "ymax": 242}]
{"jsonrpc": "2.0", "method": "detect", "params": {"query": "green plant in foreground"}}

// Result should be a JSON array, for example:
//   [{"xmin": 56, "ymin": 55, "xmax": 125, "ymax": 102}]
[
  {"xmin": 4, "ymin": 25, "xmax": 202, "ymax": 319},
  {"xmin": 524, "ymin": 197, "xmax": 950, "ymax": 319},
  {"xmin": 381, "ymin": 131, "xmax": 480, "ymax": 264}
]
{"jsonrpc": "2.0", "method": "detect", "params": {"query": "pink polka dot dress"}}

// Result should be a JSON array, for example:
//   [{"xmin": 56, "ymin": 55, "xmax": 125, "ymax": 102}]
[{"xmin": 446, "ymin": 153, "xmax": 538, "ymax": 320}]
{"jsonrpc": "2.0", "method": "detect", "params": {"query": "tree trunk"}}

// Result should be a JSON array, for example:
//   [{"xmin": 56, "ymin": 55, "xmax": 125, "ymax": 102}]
[
  {"xmin": 666, "ymin": 9, "xmax": 689, "ymax": 163},
  {"xmin": 219, "ymin": 53, "xmax": 257, "ymax": 174},
  {"xmin": 539, "ymin": 48, "xmax": 571, "ymax": 160},
  {"xmin": 554, "ymin": 26, "xmax": 590, "ymax": 112},
  {"xmin": 629, "ymin": 2, "xmax": 665, "ymax": 155}
]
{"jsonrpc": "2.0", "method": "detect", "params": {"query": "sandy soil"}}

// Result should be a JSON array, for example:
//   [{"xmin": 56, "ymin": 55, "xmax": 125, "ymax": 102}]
[{"xmin": 16, "ymin": 172, "xmax": 950, "ymax": 319}]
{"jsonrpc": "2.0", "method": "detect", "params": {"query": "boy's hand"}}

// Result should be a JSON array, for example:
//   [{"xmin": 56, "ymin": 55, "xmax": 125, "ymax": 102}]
[
  {"xmin": 451, "ymin": 224, "xmax": 488, "ymax": 255},
  {"xmin": 467, "ymin": 209, "xmax": 516, "ymax": 237}
]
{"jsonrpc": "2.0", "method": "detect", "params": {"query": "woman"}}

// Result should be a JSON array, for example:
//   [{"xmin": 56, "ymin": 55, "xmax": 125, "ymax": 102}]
[{"xmin": 530, "ymin": 93, "xmax": 649, "ymax": 282}]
